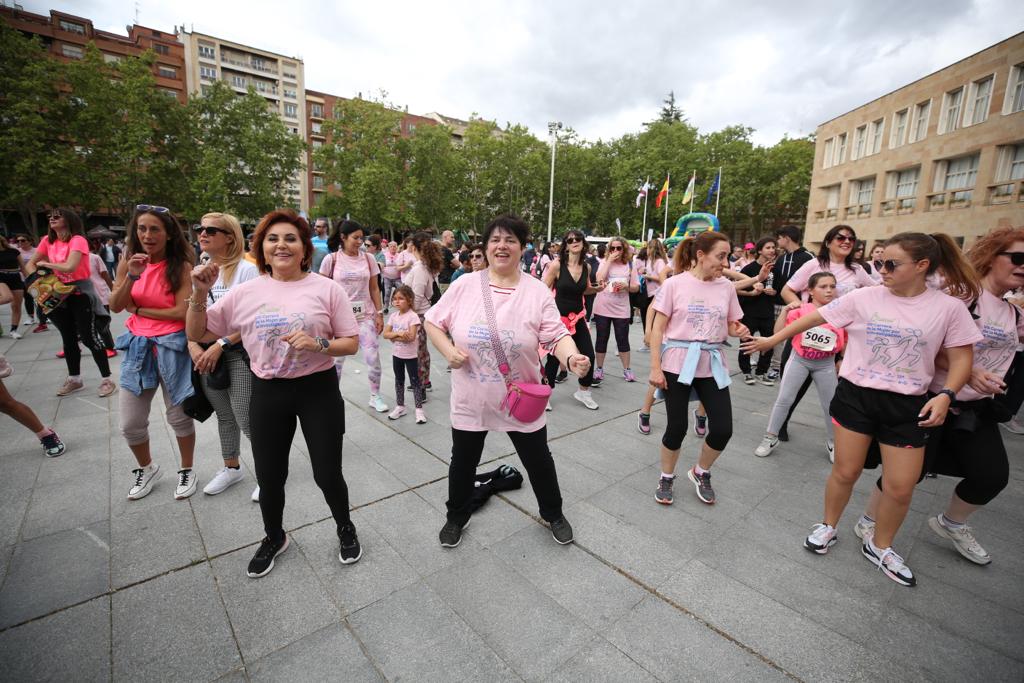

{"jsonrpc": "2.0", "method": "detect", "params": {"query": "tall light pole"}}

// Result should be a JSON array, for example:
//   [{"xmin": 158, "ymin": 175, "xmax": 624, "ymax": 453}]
[{"xmin": 546, "ymin": 121, "xmax": 562, "ymax": 243}]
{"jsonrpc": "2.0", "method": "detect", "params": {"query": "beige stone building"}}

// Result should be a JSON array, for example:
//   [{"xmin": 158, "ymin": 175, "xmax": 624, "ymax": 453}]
[
  {"xmin": 176, "ymin": 29, "xmax": 309, "ymax": 211},
  {"xmin": 806, "ymin": 32, "xmax": 1024, "ymax": 248}
]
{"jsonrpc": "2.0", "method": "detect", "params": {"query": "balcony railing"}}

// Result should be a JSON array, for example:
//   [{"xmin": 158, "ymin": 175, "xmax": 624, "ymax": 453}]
[
  {"xmin": 220, "ymin": 55, "xmax": 279, "ymax": 75},
  {"xmin": 987, "ymin": 181, "xmax": 1023, "ymax": 205},
  {"xmin": 927, "ymin": 190, "xmax": 973, "ymax": 211},
  {"xmin": 843, "ymin": 204, "xmax": 872, "ymax": 219},
  {"xmin": 880, "ymin": 198, "xmax": 916, "ymax": 216}
]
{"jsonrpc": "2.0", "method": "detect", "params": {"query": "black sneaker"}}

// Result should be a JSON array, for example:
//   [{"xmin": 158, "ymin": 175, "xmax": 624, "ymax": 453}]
[
  {"xmin": 550, "ymin": 516, "xmax": 574, "ymax": 544},
  {"xmin": 637, "ymin": 412, "xmax": 651, "ymax": 434},
  {"xmin": 247, "ymin": 535, "xmax": 289, "ymax": 578},
  {"xmin": 424, "ymin": 382, "xmax": 433, "ymax": 392},
  {"xmin": 778, "ymin": 424, "xmax": 790, "ymax": 442},
  {"xmin": 766, "ymin": 368, "xmax": 780, "ymax": 382},
  {"xmin": 439, "ymin": 518, "xmax": 470, "ymax": 548},
  {"xmin": 40, "ymin": 431, "xmax": 66, "ymax": 458},
  {"xmin": 338, "ymin": 521, "xmax": 362, "ymax": 564},
  {"xmin": 687, "ymin": 467, "xmax": 715, "ymax": 504},
  {"xmin": 555, "ymin": 370, "xmax": 569, "ymax": 384},
  {"xmin": 654, "ymin": 476, "xmax": 674, "ymax": 505}
]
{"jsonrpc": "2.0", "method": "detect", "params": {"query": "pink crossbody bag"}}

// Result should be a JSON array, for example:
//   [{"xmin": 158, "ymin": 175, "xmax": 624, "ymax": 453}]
[{"xmin": 479, "ymin": 272, "xmax": 551, "ymax": 423}]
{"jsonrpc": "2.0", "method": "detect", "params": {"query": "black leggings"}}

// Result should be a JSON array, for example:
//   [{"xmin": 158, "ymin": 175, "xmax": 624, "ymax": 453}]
[
  {"xmin": 594, "ymin": 314, "xmax": 630, "ymax": 355},
  {"xmin": 638, "ymin": 294, "xmax": 653, "ymax": 332},
  {"xmin": 738, "ymin": 314, "xmax": 774, "ymax": 375},
  {"xmin": 447, "ymin": 427, "xmax": 563, "ymax": 525},
  {"xmin": 48, "ymin": 292, "xmax": 110, "ymax": 377},
  {"xmin": 545, "ymin": 322, "xmax": 595, "ymax": 388},
  {"xmin": 662, "ymin": 373, "xmax": 732, "ymax": 451},
  {"xmin": 393, "ymin": 356, "xmax": 423, "ymax": 408},
  {"xmin": 249, "ymin": 369, "xmax": 351, "ymax": 542},
  {"xmin": 23, "ymin": 290, "xmax": 47, "ymax": 323}
]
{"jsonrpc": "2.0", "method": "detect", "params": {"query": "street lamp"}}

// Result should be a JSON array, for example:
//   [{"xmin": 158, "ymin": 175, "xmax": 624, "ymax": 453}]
[{"xmin": 546, "ymin": 121, "xmax": 562, "ymax": 243}]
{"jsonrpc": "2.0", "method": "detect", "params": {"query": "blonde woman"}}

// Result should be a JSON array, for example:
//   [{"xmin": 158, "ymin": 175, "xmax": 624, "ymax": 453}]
[
  {"xmin": 639, "ymin": 238, "xmax": 671, "ymax": 350},
  {"xmin": 593, "ymin": 236, "xmax": 640, "ymax": 383},
  {"xmin": 190, "ymin": 213, "xmax": 261, "ymax": 497}
]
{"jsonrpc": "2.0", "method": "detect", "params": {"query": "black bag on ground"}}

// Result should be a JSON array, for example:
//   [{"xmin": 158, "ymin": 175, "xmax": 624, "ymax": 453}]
[{"xmin": 468, "ymin": 465, "xmax": 524, "ymax": 512}]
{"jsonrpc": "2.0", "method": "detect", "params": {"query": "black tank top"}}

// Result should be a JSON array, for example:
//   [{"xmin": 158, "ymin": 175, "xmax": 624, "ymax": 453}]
[{"xmin": 553, "ymin": 259, "xmax": 589, "ymax": 316}]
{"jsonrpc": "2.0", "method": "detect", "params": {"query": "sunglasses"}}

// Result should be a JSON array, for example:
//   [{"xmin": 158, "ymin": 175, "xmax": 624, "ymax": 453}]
[
  {"xmin": 136, "ymin": 204, "xmax": 170, "ymax": 214},
  {"xmin": 999, "ymin": 252, "xmax": 1024, "ymax": 266},
  {"xmin": 48, "ymin": 213, "xmax": 62, "ymax": 220},
  {"xmin": 878, "ymin": 259, "xmax": 920, "ymax": 273},
  {"xmin": 832, "ymin": 234, "xmax": 855, "ymax": 244},
  {"xmin": 565, "ymin": 236, "xmax": 583, "ymax": 244},
  {"xmin": 609, "ymin": 246, "xmax": 623, "ymax": 252},
  {"xmin": 197, "ymin": 226, "xmax": 228, "ymax": 236}
]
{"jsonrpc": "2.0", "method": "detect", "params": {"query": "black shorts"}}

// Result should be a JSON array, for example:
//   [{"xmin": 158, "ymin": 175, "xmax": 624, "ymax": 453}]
[
  {"xmin": 829, "ymin": 378, "xmax": 931, "ymax": 449},
  {"xmin": 0, "ymin": 271, "xmax": 24, "ymax": 291}
]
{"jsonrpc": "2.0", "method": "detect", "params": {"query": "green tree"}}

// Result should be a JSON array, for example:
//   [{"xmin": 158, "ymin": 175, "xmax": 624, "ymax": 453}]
[
  {"xmin": 407, "ymin": 122, "xmax": 465, "ymax": 228},
  {"xmin": 182, "ymin": 80, "xmax": 306, "ymax": 222}
]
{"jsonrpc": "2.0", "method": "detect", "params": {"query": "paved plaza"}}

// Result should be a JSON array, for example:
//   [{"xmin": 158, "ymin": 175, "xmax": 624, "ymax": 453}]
[{"xmin": 0, "ymin": 308, "xmax": 1022, "ymax": 682}]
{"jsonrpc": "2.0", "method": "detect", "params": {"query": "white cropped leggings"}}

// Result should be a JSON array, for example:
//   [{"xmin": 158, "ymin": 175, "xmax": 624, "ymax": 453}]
[{"xmin": 767, "ymin": 353, "xmax": 837, "ymax": 439}]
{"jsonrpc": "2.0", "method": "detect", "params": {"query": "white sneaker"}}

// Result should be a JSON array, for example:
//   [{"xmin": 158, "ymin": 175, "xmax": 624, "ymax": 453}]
[
  {"xmin": 804, "ymin": 523, "xmax": 837, "ymax": 554},
  {"xmin": 203, "ymin": 466, "xmax": 245, "ymax": 495},
  {"xmin": 862, "ymin": 540, "xmax": 916, "ymax": 587},
  {"xmin": 754, "ymin": 435, "xmax": 779, "ymax": 457},
  {"xmin": 388, "ymin": 406, "xmax": 407, "ymax": 420},
  {"xmin": 369, "ymin": 395, "xmax": 388, "ymax": 413},
  {"xmin": 251, "ymin": 485, "xmax": 260, "ymax": 502},
  {"xmin": 415, "ymin": 408, "xmax": 427, "ymax": 424},
  {"xmin": 825, "ymin": 440, "xmax": 835, "ymax": 463},
  {"xmin": 25, "ymin": 317, "xmax": 36, "ymax": 326},
  {"xmin": 545, "ymin": 400, "xmax": 553, "ymax": 411},
  {"xmin": 128, "ymin": 464, "xmax": 161, "ymax": 500},
  {"xmin": 9, "ymin": 330, "xmax": 22, "ymax": 340},
  {"xmin": 928, "ymin": 515, "xmax": 991, "ymax": 565},
  {"xmin": 573, "ymin": 390, "xmax": 599, "ymax": 410},
  {"xmin": 853, "ymin": 516, "xmax": 875, "ymax": 540},
  {"xmin": 174, "ymin": 469, "xmax": 198, "ymax": 499}
]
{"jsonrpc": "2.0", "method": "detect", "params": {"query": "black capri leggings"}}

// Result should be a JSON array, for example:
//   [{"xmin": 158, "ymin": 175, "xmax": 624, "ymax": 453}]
[
  {"xmin": 249, "ymin": 369, "xmax": 351, "ymax": 543},
  {"xmin": 545, "ymin": 321, "xmax": 595, "ymax": 388},
  {"xmin": 594, "ymin": 314, "xmax": 630, "ymax": 354},
  {"xmin": 47, "ymin": 291, "xmax": 110, "ymax": 377},
  {"xmin": 662, "ymin": 373, "xmax": 732, "ymax": 451}
]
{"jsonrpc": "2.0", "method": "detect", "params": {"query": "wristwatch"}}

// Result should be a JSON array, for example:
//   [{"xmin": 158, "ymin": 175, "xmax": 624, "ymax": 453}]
[
  {"xmin": 217, "ymin": 337, "xmax": 231, "ymax": 349},
  {"xmin": 315, "ymin": 336, "xmax": 330, "ymax": 353},
  {"xmin": 937, "ymin": 388, "xmax": 956, "ymax": 402}
]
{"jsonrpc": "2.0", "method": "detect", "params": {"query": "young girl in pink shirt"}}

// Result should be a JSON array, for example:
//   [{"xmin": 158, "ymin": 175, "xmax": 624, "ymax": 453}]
[
  {"xmin": 743, "ymin": 232, "xmax": 981, "ymax": 587},
  {"xmin": 384, "ymin": 285, "xmax": 425, "ymax": 423}
]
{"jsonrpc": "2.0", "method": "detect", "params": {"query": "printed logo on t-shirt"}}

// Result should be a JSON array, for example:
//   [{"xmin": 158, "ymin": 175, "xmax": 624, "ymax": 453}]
[
  {"xmin": 253, "ymin": 305, "xmax": 310, "ymax": 375},
  {"xmin": 684, "ymin": 299, "xmax": 725, "ymax": 339},
  {"xmin": 975, "ymin": 315, "xmax": 1016, "ymax": 372},
  {"xmin": 465, "ymin": 322, "xmax": 521, "ymax": 384},
  {"xmin": 862, "ymin": 313, "xmax": 927, "ymax": 387}
]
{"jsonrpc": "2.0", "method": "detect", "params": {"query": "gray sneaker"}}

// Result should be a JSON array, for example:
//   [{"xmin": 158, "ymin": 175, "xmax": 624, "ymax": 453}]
[
  {"xmin": 928, "ymin": 515, "xmax": 991, "ymax": 565},
  {"xmin": 550, "ymin": 517, "xmax": 574, "ymax": 544},
  {"xmin": 654, "ymin": 475, "xmax": 675, "ymax": 505},
  {"xmin": 687, "ymin": 467, "xmax": 715, "ymax": 504},
  {"xmin": 439, "ymin": 518, "xmax": 470, "ymax": 548}
]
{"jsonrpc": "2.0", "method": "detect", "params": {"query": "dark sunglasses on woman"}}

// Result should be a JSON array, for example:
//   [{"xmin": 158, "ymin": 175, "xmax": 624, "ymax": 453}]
[
  {"xmin": 999, "ymin": 251, "xmax": 1024, "ymax": 266},
  {"xmin": 197, "ymin": 226, "xmax": 228, "ymax": 236}
]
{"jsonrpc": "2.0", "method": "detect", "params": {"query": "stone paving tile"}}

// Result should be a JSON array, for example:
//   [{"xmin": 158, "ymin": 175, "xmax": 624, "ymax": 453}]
[
  {"xmin": 110, "ymin": 497, "xmax": 206, "ymax": 589},
  {"xmin": 20, "ymin": 470, "xmax": 110, "ymax": 540},
  {"xmin": 247, "ymin": 622, "xmax": 383, "ymax": 682},
  {"xmin": 347, "ymin": 581, "xmax": 519, "ymax": 682},
  {"xmin": 0, "ymin": 521, "xmax": 110, "ymax": 630},
  {"xmin": 0, "ymin": 595, "xmax": 110, "ymax": 683},
  {"xmin": 111, "ymin": 562, "xmax": 241, "ymax": 682},
  {"xmin": 0, "ymin": 488, "xmax": 31, "ymax": 549},
  {"xmin": 546, "ymin": 636, "xmax": 658, "ymax": 682},
  {"xmin": 415, "ymin": 476, "xmax": 537, "ymax": 548}
]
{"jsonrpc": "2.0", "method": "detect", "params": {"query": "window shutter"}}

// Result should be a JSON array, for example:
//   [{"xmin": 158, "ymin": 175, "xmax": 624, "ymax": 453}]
[{"xmin": 932, "ymin": 161, "xmax": 948, "ymax": 193}]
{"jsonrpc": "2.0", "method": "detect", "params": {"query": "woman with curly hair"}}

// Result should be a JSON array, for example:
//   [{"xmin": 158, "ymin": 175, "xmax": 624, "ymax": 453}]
[{"xmin": 405, "ymin": 231, "xmax": 444, "ymax": 392}]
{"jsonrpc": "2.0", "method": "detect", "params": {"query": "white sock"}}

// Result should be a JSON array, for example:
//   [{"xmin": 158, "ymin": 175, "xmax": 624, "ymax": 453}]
[
  {"xmin": 660, "ymin": 472, "xmax": 675, "ymax": 480},
  {"xmin": 694, "ymin": 464, "xmax": 709, "ymax": 476},
  {"xmin": 69, "ymin": 375, "xmax": 82, "ymax": 382},
  {"xmin": 859, "ymin": 514, "xmax": 875, "ymax": 525},
  {"xmin": 940, "ymin": 513, "xmax": 965, "ymax": 529}
]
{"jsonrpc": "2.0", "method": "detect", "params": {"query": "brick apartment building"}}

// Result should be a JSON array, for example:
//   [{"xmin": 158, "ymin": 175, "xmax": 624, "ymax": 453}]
[{"xmin": 806, "ymin": 32, "xmax": 1024, "ymax": 248}]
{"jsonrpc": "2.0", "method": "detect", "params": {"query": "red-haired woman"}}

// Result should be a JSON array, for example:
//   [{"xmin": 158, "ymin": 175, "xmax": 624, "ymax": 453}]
[{"xmin": 187, "ymin": 209, "xmax": 362, "ymax": 579}]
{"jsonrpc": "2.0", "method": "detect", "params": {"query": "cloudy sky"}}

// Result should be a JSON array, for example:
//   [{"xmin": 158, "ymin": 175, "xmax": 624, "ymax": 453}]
[{"xmin": 31, "ymin": 0, "xmax": 1021, "ymax": 145}]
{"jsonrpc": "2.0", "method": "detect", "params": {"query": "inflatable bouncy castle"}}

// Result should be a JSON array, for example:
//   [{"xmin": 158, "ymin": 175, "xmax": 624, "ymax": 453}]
[{"xmin": 664, "ymin": 212, "xmax": 721, "ymax": 249}]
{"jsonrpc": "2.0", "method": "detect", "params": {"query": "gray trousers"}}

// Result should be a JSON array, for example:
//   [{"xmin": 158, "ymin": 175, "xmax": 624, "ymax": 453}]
[
  {"xmin": 767, "ymin": 353, "xmax": 837, "ymax": 440},
  {"xmin": 769, "ymin": 304, "xmax": 786, "ymax": 371},
  {"xmin": 201, "ymin": 350, "xmax": 253, "ymax": 462}
]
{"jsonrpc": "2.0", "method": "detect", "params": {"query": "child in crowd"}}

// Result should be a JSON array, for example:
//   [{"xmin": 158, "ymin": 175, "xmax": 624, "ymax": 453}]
[{"xmin": 384, "ymin": 285, "xmax": 426, "ymax": 423}]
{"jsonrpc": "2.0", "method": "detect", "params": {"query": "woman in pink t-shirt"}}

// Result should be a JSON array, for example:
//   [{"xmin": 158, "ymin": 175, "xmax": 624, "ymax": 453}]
[
  {"xmin": 381, "ymin": 241, "xmax": 403, "ymax": 309},
  {"xmin": 593, "ymin": 236, "xmax": 641, "ymax": 383},
  {"xmin": 187, "ymin": 209, "xmax": 362, "ymax": 579},
  {"xmin": 320, "ymin": 220, "xmax": 387, "ymax": 413},
  {"xmin": 26, "ymin": 208, "xmax": 114, "ymax": 397},
  {"xmin": 781, "ymin": 224, "xmax": 877, "ymax": 303},
  {"xmin": 648, "ymin": 232, "xmax": 748, "ymax": 508},
  {"xmin": 743, "ymin": 232, "xmax": 981, "ymax": 587},
  {"xmin": 425, "ymin": 215, "xmax": 590, "ymax": 549},
  {"xmin": 638, "ymin": 238, "xmax": 671, "ymax": 350},
  {"xmin": 405, "ymin": 232, "xmax": 444, "ymax": 392}
]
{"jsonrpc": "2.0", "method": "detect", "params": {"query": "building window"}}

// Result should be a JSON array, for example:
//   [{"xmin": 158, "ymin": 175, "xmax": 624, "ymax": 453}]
[
  {"xmin": 834, "ymin": 133, "xmax": 847, "ymax": 166},
  {"xmin": 310, "ymin": 103, "xmax": 324, "ymax": 118},
  {"xmin": 890, "ymin": 109, "xmax": 908, "ymax": 149},
  {"xmin": 312, "ymin": 140, "xmax": 323, "ymax": 149},
  {"xmin": 61, "ymin": 44, "xmax": 84, "ymax": 59},
  {"xmin": 824, "ymin": 184, "xmax": 840, "ymax": 219},
  {"xmin": 852, "ymin": 125, "xmax": 867, "ymax": 161},
  {"xmin": 158, "ymin": 66, "xmax": 176, "ymax": 79},
  {"xmin": 932, "ymin": 154, "xmax": 980, "ymax": 209},
  {"xmin": 231, "ymin": 75, "xmax": 245, "ymax": 88},
  {"xmin": 103, "ymin": 53, "xmax": 123, "ymax": 64},
  {"xmin": 311, "ymin": 122, "xmax": 322, "ymax": 134},
  {"xmin": 848, "ymin": 177, "xmax": 875, "ymax": 215},
  {"xmin": 313, "ymin": 176, "xmax": 325, "ymax": 190},
  {"xmin": 283, "ymin": 88, "xmax": 296, "ymax": 99},
  {"xmin": 200, "ymin": 65, "xmax": 217, "ymax": 80},
  {"xmin": 940, "ymin": 87, "xmax": 964, "ymax": 134},
  {"xmin": 994, "ymin": 144, "xmax": 1024, "ymax": 182},
  {"xmin": 153, "ymin": 44, "xmax": 170, "ymax": 56},
  {"xmin": 895, "ymin": 168, "xmax": 919, "ymax": 199},
  {"xmin": 909, "ymin": 100, "xmax": 931, "ymax": 143},
  {"xmin": 943, "ymin": 154, "xmax": 979, "ymax": 190},
  {"xmin": 284, "ymin": 103, "xmax": 298, "ymax": 118},
  {"xmin": 161, "ymin": 89, "xmax": 178, "ymax": 99},
  {"xmin": 822, "ymin": 138, "xmax": 834, "ymax": 169},
  {"xmin": 1004, "ymin": 63, "xmax": 1024, "ymax": 115},
  {"xmin": 198, "ymin": 44, "xmax": 216, "ymax": 60},
  {"xmin": 966, "ymin": 75, "xmax": 993, "ymax": 125},
  {"xmin": 883, "ymin": 167, "xmax": 920, "ymax": 213},
  {"xmin": 59, "ymin": 20, "xmax": 86, "ymax": 34},
  {"xmin": 869, "ymin": 118, "xmax": 884, "ymax": 155}
]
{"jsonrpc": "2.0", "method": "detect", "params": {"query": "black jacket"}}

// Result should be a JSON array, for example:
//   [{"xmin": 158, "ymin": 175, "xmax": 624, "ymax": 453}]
[{"xmin": 771, "ymin": 247, "xmax": 814, "ymax": 305}]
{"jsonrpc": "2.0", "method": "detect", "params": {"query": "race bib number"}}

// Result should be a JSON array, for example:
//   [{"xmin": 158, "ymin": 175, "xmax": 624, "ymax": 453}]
[
  {"xmin": 350, "ymin": 300, "xmax": 364, "ymax": 320},
  {"xmin": 801, "ymin": 326, "xmax": 837, "ymax": 352}
]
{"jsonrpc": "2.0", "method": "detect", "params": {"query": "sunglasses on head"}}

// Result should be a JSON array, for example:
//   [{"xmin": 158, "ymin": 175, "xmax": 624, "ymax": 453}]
[
  {"xmin": 832, "ymin": 234, "xmax": 855, "ymax": 244},
  {"xmin": 999, "ymin": 251, "xmax": 1024, "ymax": 266},
  {"xmin": 136, "ymin": 204, "xmax": 170, "ymax": 214},
  {"xmin": 197, "ymin": 226, "xmax": 228, "ymax": 236}
]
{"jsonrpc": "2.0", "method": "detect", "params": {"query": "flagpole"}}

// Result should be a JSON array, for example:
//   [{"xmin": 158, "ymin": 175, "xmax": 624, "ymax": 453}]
[
  {"xmin": 689, "ymin": 170, "xmax": 695, "ymax": 213},
  {"xmin": 662, "ymin": 172, "xmax": 670, "ymax": 239},
  {"xmin": 641, "ymin": 178, "xmax": 649, "ymax": 241},
  {"xmin": 715, "ymin": 166, "xmax": 722, "ymax": 216}
]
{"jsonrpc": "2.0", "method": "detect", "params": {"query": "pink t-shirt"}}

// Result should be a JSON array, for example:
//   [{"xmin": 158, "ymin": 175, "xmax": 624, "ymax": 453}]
[
  {"xmin": 651, "ymin": 272, "xmax": 743, "ymax": 377},
  {"xmin": 593, "ymin": 261, "xmax": 639, "ymax": 319},
  {"xmin": 36, "ymin": 235, "xmax": 90, "ymax": 283},
  {"xmin": 398, "ymin": 251, "xmax": 416, "ymax": 282},
  {"xmin": 405, "ymin": 260, "xmax": 434, "ymax": 315},
  {"xmin": 387, "ymin": 309, "xmax": 421, "ymax": 360},
  {"xmin": 319, "ymin": 250, "xmax": 380, "ymax": 321},
  {"xmin": 206, "ymin": 274, "xmax": 360, "ymax": 380},
  {"xmin": 929, "ymin": 289, "xmax": 1024, "ymax": 401},
  {"xmin": 381, "ymin": 251, "xmax": 402, "ymax": 280},
  {"xmin": 643, "ymin": 258, "xmax": 669, "ymax": 298},
  {"xmin": 786, "ymin": 258, "xmax": 877, "ymax": 300},
  {"xmin": 425, "ymin": 270, "xmax": 568, "ymax": 432},
  {"xmin": 126, "ymin": 260, "xmax": 185, "ymax": 337},
  {"xmin": 820, "ymin": 285, "xmax": 983, "ymax": 395},
  {"xmin": 88, "ymin": 252, "xmax": 110, "ymax": 305},
  {"xmin": 788, "ymin": 303, "xmax": 847, "ymax": 360}
]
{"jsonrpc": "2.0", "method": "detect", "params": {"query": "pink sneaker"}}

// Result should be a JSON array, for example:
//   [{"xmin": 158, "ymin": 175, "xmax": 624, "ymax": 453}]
[
  {"xmin": 56, "ymin": 378, "xmax": 84, "ymax": 396},
  {"xmin": 415, "ymin": 408, "xmax": 426, "ymax": 424},
  {"xmin": 623, "ymin": 368, "xmax": 636, "ymax": 382},
  {"xmin": 0, "ymin": 355, "xmax": 12, "ymax": 379}
]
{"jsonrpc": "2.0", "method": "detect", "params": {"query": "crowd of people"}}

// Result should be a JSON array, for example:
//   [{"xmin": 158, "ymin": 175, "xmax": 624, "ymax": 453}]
[{"xmin": 1, "ymin": 207, "xmax": 1021, "ymax": 588}]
